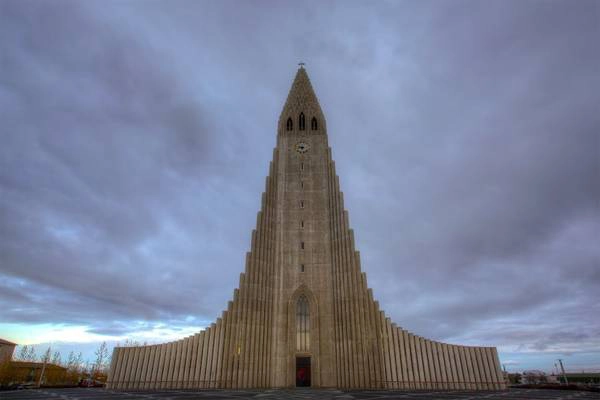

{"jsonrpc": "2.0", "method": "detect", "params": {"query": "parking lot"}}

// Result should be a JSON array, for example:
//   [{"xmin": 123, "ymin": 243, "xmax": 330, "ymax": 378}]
[{"xmin": 0, "ymin": 388, "xmax": 598, "ymax": 400}]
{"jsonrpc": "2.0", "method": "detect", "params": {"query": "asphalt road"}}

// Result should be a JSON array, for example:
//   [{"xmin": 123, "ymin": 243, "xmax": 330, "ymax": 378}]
[{"xmin": 0, "ymin": 388, "xmax": 598, "ymax": 400}]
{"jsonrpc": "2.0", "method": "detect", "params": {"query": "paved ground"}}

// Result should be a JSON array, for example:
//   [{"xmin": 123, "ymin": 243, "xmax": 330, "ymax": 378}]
[{"xmin": 0, "ymin": 388, "xmax": 598, "ymax": 400}]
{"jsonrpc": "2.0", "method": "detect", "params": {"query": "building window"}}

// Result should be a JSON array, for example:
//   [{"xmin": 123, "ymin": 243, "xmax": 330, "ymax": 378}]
[
  {"xmin": 299, "ymin": 113, "xmax": 306, "ymax": 131},
  {"xmin": 300, "ymin": 181, "xmax": 303, "ymax": 189},
  {"xmin": 301, "ymin": 242, "xmax": 304, "ymax": 249},
  {"xmin": 301, "ymin": 220, "xmax": 304, "ymax": 228},
  {"xmin": 286, "ymin": 117, "xmax": 293, "ymax": 131},
  {"xmin": 301, "ymin": 162, "xmax": 304, "ymax": 170},
  {"xmin": 300, "ymin": 264, "xmax": 305, "ymax": 272},
  {"xmin": 311, "ymin": 117, "xmax": 318, "ymax": 130},
  {"xmin": 296, "ymin": 295, "xmax": 309, "ymax": 351},
  {"xmin": 300, "ymin": 200, "xmax": 304, "ymax": 208}
]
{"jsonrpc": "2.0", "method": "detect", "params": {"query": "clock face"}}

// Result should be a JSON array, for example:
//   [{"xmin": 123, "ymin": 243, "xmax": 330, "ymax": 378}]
[{"xmin": 295, "ymin": 142, "xmax": 310, "ymax": 153}]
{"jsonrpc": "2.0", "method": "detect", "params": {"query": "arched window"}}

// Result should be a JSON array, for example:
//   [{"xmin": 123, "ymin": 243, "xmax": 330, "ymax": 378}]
[
  {"xmin": 286, "ymin": 117, "xmax": 293, "ymax": 131},
  {"xmin": 299, "ymin": 113, "xmax": 306, "ymax": 131},
  {"xmin": 296, "ymin": 295, "xmax": 310, "ymax": 351},
  {"xmin": 311, "ymin": 117, "xmax": 318, "ymax": 130}
]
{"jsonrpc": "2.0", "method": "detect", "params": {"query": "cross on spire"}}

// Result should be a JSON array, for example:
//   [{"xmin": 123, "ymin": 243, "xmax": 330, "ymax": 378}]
[{"xmin": 298, "ymin": 62, "xmax": 305, "ymax": 69}]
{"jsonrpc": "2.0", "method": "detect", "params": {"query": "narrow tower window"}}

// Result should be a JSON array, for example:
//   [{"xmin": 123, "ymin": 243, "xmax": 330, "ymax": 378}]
[
  {"xmin": 301, "ymin": 220, "xmax": 304, "ymax": 228},
  {"xmin": 300, "ymin": 264, "xmax": 305, "ymax": 272},
  {"xmin": 286, "ymin": 117, "xmax": 293, "ymax": 131},
  {"xmin": 311, "ymin": 117, "xmax": 318, "ymax": 130},
  {"xmin": 296, "ymin": 295, "xmax": 310, "ymax": 351},
  {"xmin": 301, "ymin": 242, "xmax": 304, "ymax": 249},
  {"xmin": 300, "ymin": 200, "xmax": 304, "ymax": 208},
  {"xmin": 299, "ymin": 113, "xmax": 306, "ymax": 131}
]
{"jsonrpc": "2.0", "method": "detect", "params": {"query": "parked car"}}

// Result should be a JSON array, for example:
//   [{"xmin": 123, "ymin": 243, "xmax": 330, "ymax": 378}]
[{"xmin": 78, "ymin": 379, "xmax": 104, "ymax": 388}]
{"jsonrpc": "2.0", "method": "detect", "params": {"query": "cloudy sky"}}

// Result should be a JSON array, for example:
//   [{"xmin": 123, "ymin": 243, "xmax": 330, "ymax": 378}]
[{"xmin": 1, "ymin": 0, "xmax": 598, "ymax": 372}]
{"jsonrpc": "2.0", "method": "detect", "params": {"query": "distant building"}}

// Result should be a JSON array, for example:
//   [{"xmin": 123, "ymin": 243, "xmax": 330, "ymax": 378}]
[
  {"xmin": 0, "ymin": 338, "xmax": 16, "ymax": 363},
  {"xmin": 0, "ymin": 338, "xmax": 70, "ymax": 387},
  {"xmin": 7, "ymin": 361, "xmax": 68, "ymax": 385}
]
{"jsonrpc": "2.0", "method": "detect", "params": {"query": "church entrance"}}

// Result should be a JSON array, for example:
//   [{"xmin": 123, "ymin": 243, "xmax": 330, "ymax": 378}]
[{"xmin": 296, "ymin": 357, "xmax": 311, "ymax": 387}]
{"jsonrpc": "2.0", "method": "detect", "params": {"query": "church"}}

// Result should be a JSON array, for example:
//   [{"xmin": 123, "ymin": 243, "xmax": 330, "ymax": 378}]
[{"xmin": 106, "ymin": 67, "xmax": 506, "ymax": 390}]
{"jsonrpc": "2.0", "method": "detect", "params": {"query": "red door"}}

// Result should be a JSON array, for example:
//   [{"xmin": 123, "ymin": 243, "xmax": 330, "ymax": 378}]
[{"xmin": 296, "ymin": 357, "xmax": 311, "ymax": 387}]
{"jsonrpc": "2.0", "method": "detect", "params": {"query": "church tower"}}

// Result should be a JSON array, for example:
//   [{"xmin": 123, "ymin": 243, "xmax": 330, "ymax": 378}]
[{"xmin": 107, "ymin": 67, "xmax": 506, "ymax": 390}]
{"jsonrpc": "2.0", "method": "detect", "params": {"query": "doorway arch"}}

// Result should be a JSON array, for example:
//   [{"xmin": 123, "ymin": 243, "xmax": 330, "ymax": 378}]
[{"xmin": 287, "ymin": 285, "xmax": 319, "ymax": 387}]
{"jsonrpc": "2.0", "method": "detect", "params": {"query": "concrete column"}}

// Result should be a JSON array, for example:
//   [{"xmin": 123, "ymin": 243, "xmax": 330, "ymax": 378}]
[
  {"xmin": 393, "ymin": 327, "xmax": 404, "ymax": 389},
  {"xmin": 415, "ymin": 337, "xmax": 425, "ymax": 389},
  {"xmin": 226, "ymin": 290, "xmax": 240, "ymax": 389},
  {"xmin": 369, "ymin": 297, "xmax": 383, "ymax": 389},
  {"xmin": 106, "ymin": 347, "xmax": 118, "ymax": 389},
  {"xmin": 174, "ymin": 340, "xmax": 184, "ymax": 388},
  {"xmin": 165, "ymin": 343, "xmax": 175, "ymax": 389},
  {"xmin": 187, "ymin": 335, "xmax": 197, "ymax": 389},
  {"xmin": 441, "ymin": 344, "xmax": 452, "ymax": 390},
  {"xmin": 491, "ymin": 347, "xmax": 505, "ymax": 390},
  {"xmin": 220, "ymin": 307, "xmax": 232, "ymax": 388},
  {"xmin": 158, "ymin": 344, "xmax": 170, "ymax": 389},
  {"xmin": 329, "ymin": 163, "xmax": 344, "ymax": 388},
  {"xmin": 142, "ymin": 346, "xmax": 153, "ymax": 389},
  {"xmin": 387, "ymin": 320, "xmax": 398, "ymax": 388},
  {"xmin": 402, "ymin": 331, "xmax": 413, "ymax": 389},
  {"xmin": 447, "ymin": 344, "xmax": 458, "ymax": 390},
  {"xmin": 341, "ymin": 213, "xmax": 360, "ymax": 388},
  {"xmin": 424, "ymin": 340, "xmax": 435, "ymax": 390},
  {"xmin": 236, "ymin": 272, "xmax": 249, "ymax": 388},
  {"xmin": 206, "ymin": 325, "xmax": 216, "ymax": 388},
  {"xmin": 130, "ymin": 347, "xmax": 142, "ymax": 390},
  {"xmin": 119, "ymin": 348, "xmax": 131, "ymax": 390},
  {"xmin": 468, "ymin": 347, "xmax": 482, "ymax": 390},
  {"xmin": 213, "ymin": 319, "xmax": 224, "ymax": 388},
  {"xmin": 348, "ymin": 236, "xmax": 367, "ymax": 389},
  {"xmin": 142, "ymin": 346, "xmax": 154, "ymax": 389},
  {"xmin": 438, "ymin": 342, "xmax": 447, "ymax": 390},
  {"xmin": 483, "ymin": 348, "xmax": 497, "ymax": 390},
  {"xmin": 138, "ymin": 346, "xmax": 150, "ymax": 390},
  {"xmin": 128, "ymin": 347, "xmax": 140, "ymax": 390},
  {"xmin": 202, "ymin": 328, "xmax": 212, "ymax": 388},
  {"xmin": 479, "ymin": 347, "xmax": 493, "ymax": 390},
  {"xmin": 359, "ymin": 274, "xmax": 374, "ymax": 388},
  {"xmin": 161, "ymin": 343, "xmax": 172, "ymax": 389},
  {"xmin": 419, "ymin": 338, "xmax": 431, "ymax": 389},
  {"xmin": 458, "ymin": 346, "xmax": 472, "ymax": 390},
  {"xmin": 427, "ymin": 341, "xmax": 439, "ymax": 390},
  {"xmin": 167, "ymin": 342, "xmax": 178, "ymax": 389},
  {"xmin": 211, "ymin": 323, "xmax": 221, "ymax": 389},
  {"xmin": 109, "ymin": 347, "xmax": 122, "ymax": 389},
  {"xmin": 211, "ymin": 321, "xmax": 223, "ymax": 388},
  {"xmin": 381, "ymin": 315, "xmax": 392, "ymax": 388},
  {"xmin": 451, "ymin": 346, "xmax": 465, "ymax": 390},
  {"xmin": 195, "ymin": 331, "xmax": 206, "ymax": 388},
  {"xmin": 408, "ymin": 334, "xmax": 419, "ymax": 389},
  {"xmin": 182, "ymin": 337, "xmax": 192, "ymax": 388},
  {"xmin": 397, "ymin": 329, "xmax": 408, "ymax": 389},
  {"xmin": 150, "ymin": 345, "xmax": 163, "ymax": 390}
]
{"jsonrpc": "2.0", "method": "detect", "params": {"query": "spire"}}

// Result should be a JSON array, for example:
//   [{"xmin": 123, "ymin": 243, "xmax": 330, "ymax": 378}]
[{"xmin": 278, "ymin": 66, "xmax": 326, "ymax": 134}]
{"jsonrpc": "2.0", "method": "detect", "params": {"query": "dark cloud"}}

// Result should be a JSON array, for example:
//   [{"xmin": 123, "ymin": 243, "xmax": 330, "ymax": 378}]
[{"xmin": 0, "ymin": 0, "xmax": 598, "ymax": 371}]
